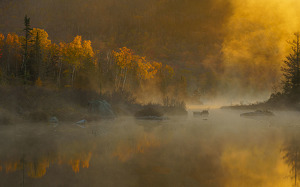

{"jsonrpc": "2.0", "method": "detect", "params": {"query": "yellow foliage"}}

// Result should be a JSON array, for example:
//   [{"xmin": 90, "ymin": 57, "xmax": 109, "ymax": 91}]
[
  {"xmin": 113, "ymin": 47, "xmax": 135, "ymax": 69},
  {"xmin": 136, "ymin": 56, "xmax": 157, "ymax": 80},
  {"xmin": 113, "ymin": 47, "xmax": 173, "ymax": 82},
  {"xmin": 68, "ymin": 152, "xmax": 92, "ymax": 173},
  {"xmin": 0, "ymin": 33, "xmax": 4, "ymax": 48},
  {"xmin": 113, "ymin": 133, "xmax": 160, "ymax": 162},
  {"xmin": 35, "ymin": 77, "xmax": 43, "ymax": 87},
  {"xmin": 82, "ymin": 40, "xmax": 94, "ymax": 57},
  {"xmin": 6, "ymin": 33, "xmax": 21, "ymax": 48},
  {"xmin": 164, "ymin": 65, "xmax": 174, "ymax": 78},
  {"xmin": 60, "ymin": 36, "xmax": 95, "ymax": 70},
  {"xmin": 5, "ymin": 161, "xmax": 19, "ymax": 173},
  {"xmin": 27, "ymin": 159, "xmax": 50, "ymax": 178},
  {"xmin": 0, "ymin": 33, "xmax": 4, "ymax": 41},
  {"xmin": 30, "ymin": 28, "xmax": 51, "ymax": 49}
]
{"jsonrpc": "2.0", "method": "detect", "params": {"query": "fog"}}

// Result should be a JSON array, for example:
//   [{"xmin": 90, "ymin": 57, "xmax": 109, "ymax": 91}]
[
  {"xmin": 1, "ymin": 109, "xmax": 300, "ymax": 186},
  {"xmin": 1, "ymin": 0, "xmax": 299, "ymax": 99},
  {"xmin": 1, "ymin": 0, "xmax": 300, "ymax": 186}
]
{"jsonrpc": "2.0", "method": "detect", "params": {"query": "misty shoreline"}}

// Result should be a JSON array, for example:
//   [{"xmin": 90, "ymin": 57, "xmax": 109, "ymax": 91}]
[{"xmin": 0, "ymin": 85, "xmax": 188, "ymax": 125}]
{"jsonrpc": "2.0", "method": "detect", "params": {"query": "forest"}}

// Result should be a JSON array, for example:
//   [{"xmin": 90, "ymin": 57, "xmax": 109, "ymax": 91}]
[
  {"xmin": 0, "ymin": 0, "xmax": 300, "ymax": 113},
  {"xmin": 2, "ymin": 0, "xmax": 299, "ymax": 101},
  {"xmin": 0, "ymin": 16, "xmax": 189, "ymax": 103}
]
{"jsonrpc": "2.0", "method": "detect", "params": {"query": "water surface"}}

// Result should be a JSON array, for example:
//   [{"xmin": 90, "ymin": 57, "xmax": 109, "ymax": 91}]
[{"xmin": 0, "ymin": 109, "xmax": 299, "ymax": 187}]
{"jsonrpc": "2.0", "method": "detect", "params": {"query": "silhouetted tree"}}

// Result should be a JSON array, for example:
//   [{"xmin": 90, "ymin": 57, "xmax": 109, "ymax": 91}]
[
  {"xmin": 22, "ymin": 15, "xmax": 32, "ymax": 82},
  {"xmin": 282, "ymin": 33, "xmax": 300, "ymax": 98}
]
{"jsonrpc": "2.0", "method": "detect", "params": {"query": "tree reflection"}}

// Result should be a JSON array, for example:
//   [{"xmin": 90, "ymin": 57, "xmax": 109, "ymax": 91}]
[{"xmin": 282, "ymin": 134, "xmax": 300, "ymax": 186}]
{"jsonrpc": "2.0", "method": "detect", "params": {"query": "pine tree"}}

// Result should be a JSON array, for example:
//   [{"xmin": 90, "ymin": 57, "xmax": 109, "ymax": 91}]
[
  {"xmin": 282, "ymin": 33, "xmax": 300, "ymax": 98},
  {"xmin": 22, "ymin": 15, "xmax": 32, "ymax": 82}
]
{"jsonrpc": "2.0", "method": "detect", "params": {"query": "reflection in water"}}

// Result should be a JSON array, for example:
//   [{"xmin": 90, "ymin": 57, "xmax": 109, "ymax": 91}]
[
  {"xmin": 113, "ymin": 133, "xmax": 160, "ymax": 162},
  {"xmin": 0, "ymin": 111, "xmax": 300, "ymax": 186},
  {"xmin": 1, "ymin": 151, "xmax": 93, "ymax": 177},
  {"xmin": 282, "ymin": 132, "xmax": 300, "ymax": 186}
]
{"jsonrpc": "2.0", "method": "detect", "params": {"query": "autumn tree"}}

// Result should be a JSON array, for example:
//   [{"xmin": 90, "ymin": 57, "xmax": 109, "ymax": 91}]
[
  {"xmin": 282, "ymin": 33, "xmax": 300, "ymax": 99},
  {"xmin": 0, "ymin": 33, "xmax": 4, "ymax": 49},
  {"xmin": 0, "ymin": 33, "xmax": 22, "ymax": 82},
  {"xmin": 29, "ymin": 28, "xmax": 51, "ymax": 83},
  {"xmin": 112, "ymin": 47, "xmax": 135, "ymax": 91},
  {"xmin": 60, "ymin": 36, "xmax": 94, "ymax": 88}
]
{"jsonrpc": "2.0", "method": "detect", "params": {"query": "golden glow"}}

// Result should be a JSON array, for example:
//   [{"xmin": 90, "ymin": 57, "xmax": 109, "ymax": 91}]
[
  {"xmin": 0, "ymin": 151, "xmax": 92, "ymax": 177},
  {"xmin": 27, "ymin": 159, "xmax": 50, "ymax": 178},
  {"xmin": 222, "ymin": 0, "xmax": 300, "ymax": 93},
  {"xmin": 221, "ymin": 143, "xmax": 292, "ymax": 186},
  {"xmin": 5, "ymin": 161, "xmax": 19, "ymax": 173},
  {"xmin": 113, "ymin": 133, "xmax": 161, "ymax": 162}
]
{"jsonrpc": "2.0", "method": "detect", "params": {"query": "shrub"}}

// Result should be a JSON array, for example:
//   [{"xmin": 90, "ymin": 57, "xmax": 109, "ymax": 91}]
[{"xmin": 135, "ymin": 107, "xmax": 163, "ymax": 117}]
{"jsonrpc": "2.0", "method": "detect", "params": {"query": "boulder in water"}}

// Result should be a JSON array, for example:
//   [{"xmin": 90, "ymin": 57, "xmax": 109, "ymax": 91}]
[
  {"xmin": 88, "ymin": 100, "xmax": 115, "ymax": 118},
  {"xmin": 240, "ymin": 110, "xmax": 274, "ymax": 117},
  {"xmin": 49, "ymin": 116, "xmax": 59, "ymax": 123}
]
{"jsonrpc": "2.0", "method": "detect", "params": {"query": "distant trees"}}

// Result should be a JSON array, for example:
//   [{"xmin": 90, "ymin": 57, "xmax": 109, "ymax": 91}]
[
  {"xmin": 59, "ymin": 36, "xmax": 95, "ymax": 87},
  {"xmin": 111, "ymin": 47, "xmax": 177, "ymax": 97},
  {"xmin": 0, "ymin": 33, "xmax": 22, "ymax": 83},
  {"xmin": 282, "ymin": 33, "xmax": 300, "ymax": 99},
  {"xmin": 0, "ymin": 16, "xmax": 189, "ymax": 104}
]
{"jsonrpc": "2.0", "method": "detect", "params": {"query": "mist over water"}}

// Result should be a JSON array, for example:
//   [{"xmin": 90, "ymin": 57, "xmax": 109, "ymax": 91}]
[{"xmin": 0, "ymin": 108, "xmax": 299, "ymax": 187}]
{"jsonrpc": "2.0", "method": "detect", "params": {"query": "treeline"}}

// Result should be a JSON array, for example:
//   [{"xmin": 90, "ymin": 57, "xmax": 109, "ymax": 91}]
[
  {"xmin": 0, "ymin": 0, "xmax": 230, "ymax": 97},
  {"xmin": 266, "ymin": 33, "xmax": 300, "ymax": 108},
  {"xmin": 0, "ymin": 17, "xmax": 188, "ymax": 103}
]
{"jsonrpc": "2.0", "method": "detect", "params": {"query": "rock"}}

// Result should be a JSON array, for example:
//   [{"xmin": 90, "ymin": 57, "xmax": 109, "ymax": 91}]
[
  {"xmin": 193, "ymin": 110, "xmax": 209, "ymax": 117},
  {"xmin": 49, "ymin": 116, "xmax": 59, "ymax": 123},
  {"xmin": 75, "ymin": 119, "xmax": 87, "ymax": 124},
  {"xmin": 88, "ymin": 100, "xmax": 116, "ymax": 118},
  {"xmin": 240, "ymin": 110, "xmax": 274, "ymax": 117},
  {"xmin": 136, "ymin": 116, "xmax": 169, "ymax": 120}
]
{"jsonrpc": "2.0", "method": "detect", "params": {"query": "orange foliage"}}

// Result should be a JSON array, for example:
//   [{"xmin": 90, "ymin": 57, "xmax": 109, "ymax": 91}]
[
  {"xmin": 81, "ymin": 152, "xmax": 92, "ymax": 168},
  {"xmin": 68, "ymin": 152, "xmax": 93, "ymax": 173},
  {"xmin": 113, "ymin": 47, "xmax": 135, "ymax": 70},
  {"xmin": 5, "ymin": 161, "xmax": 19, "ymax": 173},
  {"xmin": 30, "ymin": 28, "xmax": 51, "ymax": 49},
  {"xmin": 6, "ymin": 33, "xmax": 21, "ymax": 48},
  {"xmin": 0, "ymin": 33, "xmax": 5, "ymax": 48},
  {"xmin": 69, "ymin": 159, "xmax": 80, "ymax": 173},
  {"xmin": 113, "ymin": 133, "xmax": 160, "ymax": 162},
  {"xmin": 27, "ymin": 159, "xmax": 50, "ymax": 178},
  {"xmin": 35, "ymin": 77, "xmax": 43, "ymax": 87}
]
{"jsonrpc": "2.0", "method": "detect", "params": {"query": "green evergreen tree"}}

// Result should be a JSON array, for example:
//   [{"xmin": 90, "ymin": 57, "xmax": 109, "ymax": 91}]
[
  {"xmin": 22, "ymin": 15, "xmax": 32, "ymax": 82},
  {"xmin": 282, "ymin": 33, "xmax": 300, "ymax": 97}
]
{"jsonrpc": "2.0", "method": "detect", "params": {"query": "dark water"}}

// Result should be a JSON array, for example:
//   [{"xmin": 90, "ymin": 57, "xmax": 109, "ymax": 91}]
[{"xmin": 0, "ymin": 109, "xmax": 300, "ymax": 187}]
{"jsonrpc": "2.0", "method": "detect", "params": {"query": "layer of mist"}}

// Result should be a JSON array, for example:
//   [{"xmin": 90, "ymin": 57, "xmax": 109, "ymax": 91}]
[{"xmin": 1, "ymin": 109, "xmax": 300, "ymax": 186}]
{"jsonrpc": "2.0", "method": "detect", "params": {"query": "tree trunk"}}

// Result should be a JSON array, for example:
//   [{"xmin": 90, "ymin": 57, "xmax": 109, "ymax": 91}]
[
  {"xmin": 122, "ymin": 68, "xmax": 128, "ymax": 91},
  {"xmin": 71, "ymin": 66, "xmax": 76, "ymax": 87},
  {"xmin": 57, "ymin": 61, "xmax": 62, "ymax": 88}
]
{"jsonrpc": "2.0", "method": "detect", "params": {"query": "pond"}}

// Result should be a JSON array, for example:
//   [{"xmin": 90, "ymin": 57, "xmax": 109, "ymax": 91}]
[{"xmin": 0, "ymin": 109, "xmax": 299, "ymax": 187}]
